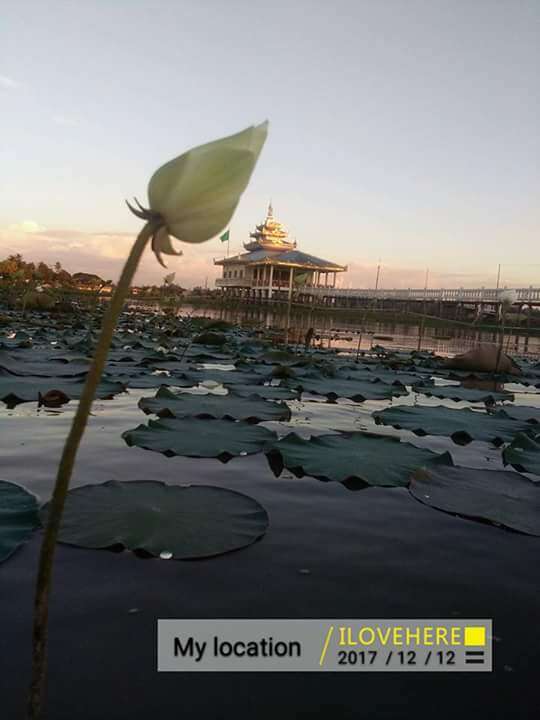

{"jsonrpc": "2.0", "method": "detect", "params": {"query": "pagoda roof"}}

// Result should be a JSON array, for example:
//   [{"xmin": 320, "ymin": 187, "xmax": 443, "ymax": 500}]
[{"xmin": 215, "ymin": 248, "xmax": 347, "ymax": 272}]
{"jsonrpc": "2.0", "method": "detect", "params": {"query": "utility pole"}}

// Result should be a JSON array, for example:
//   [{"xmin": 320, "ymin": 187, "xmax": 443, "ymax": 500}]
[
  {"xmin": 375, "ymin": 260, "xmax": 381, "ymax": 291},
  {"xmin": 417, "ymin": 268, "xmax": 429, "ymax": 352},
  {"xmin": 496, "ymin": 264, "xmax": 501, "ymax": 291}
]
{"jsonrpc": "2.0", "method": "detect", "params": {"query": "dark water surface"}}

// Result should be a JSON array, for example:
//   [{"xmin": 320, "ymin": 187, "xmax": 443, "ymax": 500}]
[
  {"xmin": 1, "ymin": 380, "xmax": 539, "ymax": 718},
  {"xmin": 173, "ymin": 302, "xmax": 540, "ymax": 359}
]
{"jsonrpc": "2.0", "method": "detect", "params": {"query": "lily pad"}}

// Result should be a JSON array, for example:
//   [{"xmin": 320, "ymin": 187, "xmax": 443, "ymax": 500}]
[
  {"xmin": 267, "ymin": 431, "xmax": 453, "ymax": 489},
  {"xmin": 290, "ymin": 377, "xmax": 408, "ymax": 402},
  {"xmin": 185, "ymin": 369, "xmax": 264, "ymax": 386},
  {"xmin": 374, "ymin": 405, "xmax": 531, "ymax": 446},
  {"xmin": 229, "ymin": 384, "xmax": 299, "ymax": 401},
  {"xmin": 0, "ymin": 351, "xmax": 89, "ymax": 377},
  {"xmin": 40, "ymin": 481, "xmax": 268, "ymax": 559},
  {"xmin": 0, "ymin": 370, "xmax": 125, "ymax": 407},
  {"xmin": 412, "ymin": 383, "xmax": 513, "ymax": 404},
  {"xmin": 138, "ymin": 387, "xmax": 291, "ymax": 423},
  {"xmin": 501, "ymin": 406, "xmax": 540, "ymax": 425},
  {"xmin": 339, "ymin": 366, "xmax": 429, "ymax": 386},
  {"xmin": 123, "ymin": 417, "xmax": 277, "ymax": 460},
  {"xmin": 0, "ymin": 481, "xmax": 40, "ymax": 563},
  {"xmin": 410, "ymin": 464, "xmax": 540, "ymax": 536},
  {"xmin": 503, "ymin": 432, "xmax": 540, "ymax": 475}
]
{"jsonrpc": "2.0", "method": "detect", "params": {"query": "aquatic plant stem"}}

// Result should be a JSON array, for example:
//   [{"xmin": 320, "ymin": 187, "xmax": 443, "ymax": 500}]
[{"xmin": 28, "ymin": 219, "xmax": 161, "ymax": 720}]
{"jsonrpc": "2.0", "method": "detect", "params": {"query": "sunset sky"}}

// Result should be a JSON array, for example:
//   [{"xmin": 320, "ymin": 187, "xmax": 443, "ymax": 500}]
[{"xmin": 1, "ymin": 1, "xmax": 539, "ymax": 289}]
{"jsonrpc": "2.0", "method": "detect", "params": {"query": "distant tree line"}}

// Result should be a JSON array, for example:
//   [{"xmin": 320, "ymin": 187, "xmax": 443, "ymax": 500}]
[
  {"xmin": 0, "ymin": 254, "xmax": 75, "ymax": 287},
  {"xmin": 0, "ymin": 254, "xmax": 187, "ymax": 298}
]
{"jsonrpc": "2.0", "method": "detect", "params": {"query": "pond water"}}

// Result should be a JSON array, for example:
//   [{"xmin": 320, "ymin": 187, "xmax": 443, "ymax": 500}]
[
  {"xmin": 1, "ymin": 313, "xmax": 539, "ymax": 719},
  {"xmin": 168, "ymin": 303, "xmax": 540, "ymax": 359}
]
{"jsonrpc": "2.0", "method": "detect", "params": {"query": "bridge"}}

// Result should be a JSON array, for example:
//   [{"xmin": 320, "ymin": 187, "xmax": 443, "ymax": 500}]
[
  {"xmin": 298, "ymin": 286, "xmax": 540, "ymax": 305},
  {"xmin": 288, "ymin": 286, "xmax": 540, "ymax": 325}
]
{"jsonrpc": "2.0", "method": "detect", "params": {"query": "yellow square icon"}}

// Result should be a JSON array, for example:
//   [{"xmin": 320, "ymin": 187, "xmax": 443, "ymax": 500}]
[{"xmin": 464, "ymin": 627, "xmax": 486, "ymax": 646}]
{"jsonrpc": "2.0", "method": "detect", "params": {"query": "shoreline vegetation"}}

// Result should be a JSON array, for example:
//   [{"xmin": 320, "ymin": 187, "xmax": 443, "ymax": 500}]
[{"xmin": 1, "ymin": 254, "xmax": 539, "ymax": 337}]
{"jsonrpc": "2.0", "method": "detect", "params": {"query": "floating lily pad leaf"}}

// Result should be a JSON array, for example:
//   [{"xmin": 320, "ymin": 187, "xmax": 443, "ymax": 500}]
[
  {"xmin": 40, "ymin": 481, "xmax": 268, "ymax": 559},
  {"xmin": 138, "ymin": 387, "xmax": 291, "ymax": 423},
  {"xmin": 435, "ymin": 369, "xmax": 514, "ymax": 383},
  {"xmin": 0, "ymin": 351, "xmax": 89, "ymax": 378},
  {"xmin": 503, "ymin": 432, "xmax": 540, "ymax": 475},
  {"xmin": 184, "ymin": 369, "xmax": 264, "ymax": 386},
  {"xmin": 0, "ymin": 371, "xmax": 125, "ymax": 407},
  {"xmin": 291, "ymin": 377, "xmax": 408, "ymax": 402},
  {"xmin": 123, "ymin": 417, "xmax": 277, "ymax": 460},
  {"xmin": 339, "ymin": 366, "xmax": 429, "ymax": 386},
  {"xmin": 412, "ymin": 383, "xmax": 514, "ymax": 404},
  {"xmin": 229, "ymin": 384, "xmax": 299, "ymax": 401},
  {"xmin": 0, "ymin": 481, "xmax": 40, "ymax": 563},
  {"xmin": 410, "ymin": 464, "xmax": 540, "ymax": 535},
  {"xmin": 184, "ymin": 351, "xmax": 234, "ymax": 363},
  {"xmin": 374, "ymin": 405, "xmax": 531, "ymax": 446},
  {"xmin": 500, "ymin": 406, "xmax": 540, "ymax": 424},
  {"xmin": 192, "ymin": 332, "xmax": 227, "ymax": 346},
  {"xmin": 267, "ymin": 431, "xmax": 453, "ymax": 489},
  {"xmin": 259, "ymin": 350, "xmax": 298, "ymax": 364},
  {"xmin": 123, "ymin": 374, "xmax": 195, "ymax": 389}
]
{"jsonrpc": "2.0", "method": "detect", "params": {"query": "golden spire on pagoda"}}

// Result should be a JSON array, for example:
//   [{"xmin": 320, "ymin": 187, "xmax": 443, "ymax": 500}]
[{"xmin": 245, "ymin": 202, "xmax": 296, "ymax": 251}]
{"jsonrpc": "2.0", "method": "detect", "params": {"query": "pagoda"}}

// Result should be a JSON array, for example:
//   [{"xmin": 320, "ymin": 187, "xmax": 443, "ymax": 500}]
[
  {"xmin": 215, "ymin": 203, "xmax": 347, "ymax": 300},
  {"xmin": 244, "ymin": 202, "xmax": 296, "ymax": 251}
]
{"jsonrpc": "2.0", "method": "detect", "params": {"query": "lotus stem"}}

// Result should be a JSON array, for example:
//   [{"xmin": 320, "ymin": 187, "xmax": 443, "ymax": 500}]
[
  {"xmin": 494, "ymin": 308, "xmax": 506, "ymax": 376},
  {"xmin": 28, "ymin": 219, "xmax": 161, "ymax": 720}
]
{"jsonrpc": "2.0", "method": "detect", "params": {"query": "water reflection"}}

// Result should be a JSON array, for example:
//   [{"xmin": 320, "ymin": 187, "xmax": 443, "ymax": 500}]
[{"xmin": 159, "ymin": 303, "xmax": 540, "ymax": 359}]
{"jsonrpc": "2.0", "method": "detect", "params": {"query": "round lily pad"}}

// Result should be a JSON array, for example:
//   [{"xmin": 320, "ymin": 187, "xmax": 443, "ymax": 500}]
[
  {"xmin": 410, "ymin": 465, "xmax": 540, "ymax": 536},
  {"xmin": 40, "ymin": 481, "xmax": 269, "ymax": 559},
  {"xmin": 374, "ymin": 405, "xmax": 531, "ymax": 446},
  {"xmin": 123, "ymin": 417, "xmax": 277, "ymax": 460},
  {"xmin": 138, "ymin": 386, "xmax": 291, "ymax": 423},
  {"xmin": 503, "ymin": 432, "xmax": 540, "ymax": 475},
  {"xmin": 267, "ymin": 431, "xmax": 453, "ymax": 489},
  {"xmin": 0, "ymin": 481, "xmax": 40, "ymax": 563}
]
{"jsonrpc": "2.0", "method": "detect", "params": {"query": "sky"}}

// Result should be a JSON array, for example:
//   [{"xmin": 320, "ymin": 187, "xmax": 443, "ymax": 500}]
[{"xmin": 1, "ymin": 0, "xmax": 539, "ymax": 289}]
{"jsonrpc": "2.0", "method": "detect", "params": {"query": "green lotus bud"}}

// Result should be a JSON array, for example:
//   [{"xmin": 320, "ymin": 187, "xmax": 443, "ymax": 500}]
[
  {"xmin": 148, "ymin": 121, "xmax": 268, "ymax": 243},
  {"xmin": 151, "ymin": 225, "xmax": 183, "ymax": 268},
  {"xmin": 126, "ymin": 121, "xmax": 268, "ymax": 266}
]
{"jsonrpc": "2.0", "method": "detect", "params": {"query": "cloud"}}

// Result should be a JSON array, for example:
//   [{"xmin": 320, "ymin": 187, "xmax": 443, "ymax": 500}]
[
  {"xmin": 51, "ymin": 114, "xmax": 79, "ymax": 127},
  {"xmin": 0, "ymin": 223, "xmax": 526, "ymax": 291},
  {"xmin": 0, "ymin": 74, "xmax": 19, "ymax": 89},
  {"xmin": 0, "ymin": 224, "xmax": 222, "ymax": 288},
  {"xmin": 8, "ymin": 220, "xmax": 46, "ymax": 233},
  {"xmin": 342, "ymin": 262, "xmax": 503, "ymax": 290}
]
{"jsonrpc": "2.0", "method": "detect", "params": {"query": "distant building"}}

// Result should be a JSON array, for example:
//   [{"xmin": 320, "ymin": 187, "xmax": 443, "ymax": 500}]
[
  {"xmin": 214, "ymin": 204, "xmax": 347, "ymax": 299},
  {"xmin": 72, "ymin": 272, "xmax": 112, "ymax": 293}
]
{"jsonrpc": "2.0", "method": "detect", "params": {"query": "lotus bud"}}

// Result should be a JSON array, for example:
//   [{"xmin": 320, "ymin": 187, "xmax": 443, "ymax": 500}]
[{"xmin": 126, "ymin": 121, "xmax": 268, "ymax": 266}]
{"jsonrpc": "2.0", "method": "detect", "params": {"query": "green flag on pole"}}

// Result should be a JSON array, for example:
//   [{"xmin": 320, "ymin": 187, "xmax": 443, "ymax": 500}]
[{"xmin": 220, "ymin": 230, "xmax": 230, "ymax": 243}]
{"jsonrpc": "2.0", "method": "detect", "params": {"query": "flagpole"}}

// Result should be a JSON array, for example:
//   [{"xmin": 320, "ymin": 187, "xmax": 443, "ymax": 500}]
[{"xmin": 227, "ymin": 236, "xmax": 230, "ymax": 258}]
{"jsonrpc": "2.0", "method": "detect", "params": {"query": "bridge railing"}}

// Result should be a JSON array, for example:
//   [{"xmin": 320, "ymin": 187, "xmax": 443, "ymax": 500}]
[{"xmin": 299, "ymin": 287, "xmax": 540, "ymax": 302}]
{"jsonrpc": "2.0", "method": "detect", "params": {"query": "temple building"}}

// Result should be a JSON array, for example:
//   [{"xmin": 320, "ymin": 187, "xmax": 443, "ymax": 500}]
[{"xmin": 215, "ymin": 204, "xmax": 347, "ymax": 300}]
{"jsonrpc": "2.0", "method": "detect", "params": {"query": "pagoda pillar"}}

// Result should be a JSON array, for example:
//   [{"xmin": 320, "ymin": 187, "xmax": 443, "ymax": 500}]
[
  {"xmin": 288, "ymin": 266, "xmax": 294, "ymax": 301},
  {"xmin": 268, "ymin": 264, "xmax": 274, "ymax": 299},
  {"xmin": 324, "ymin": 273, "xmax": 328, "ymax": 287}
]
